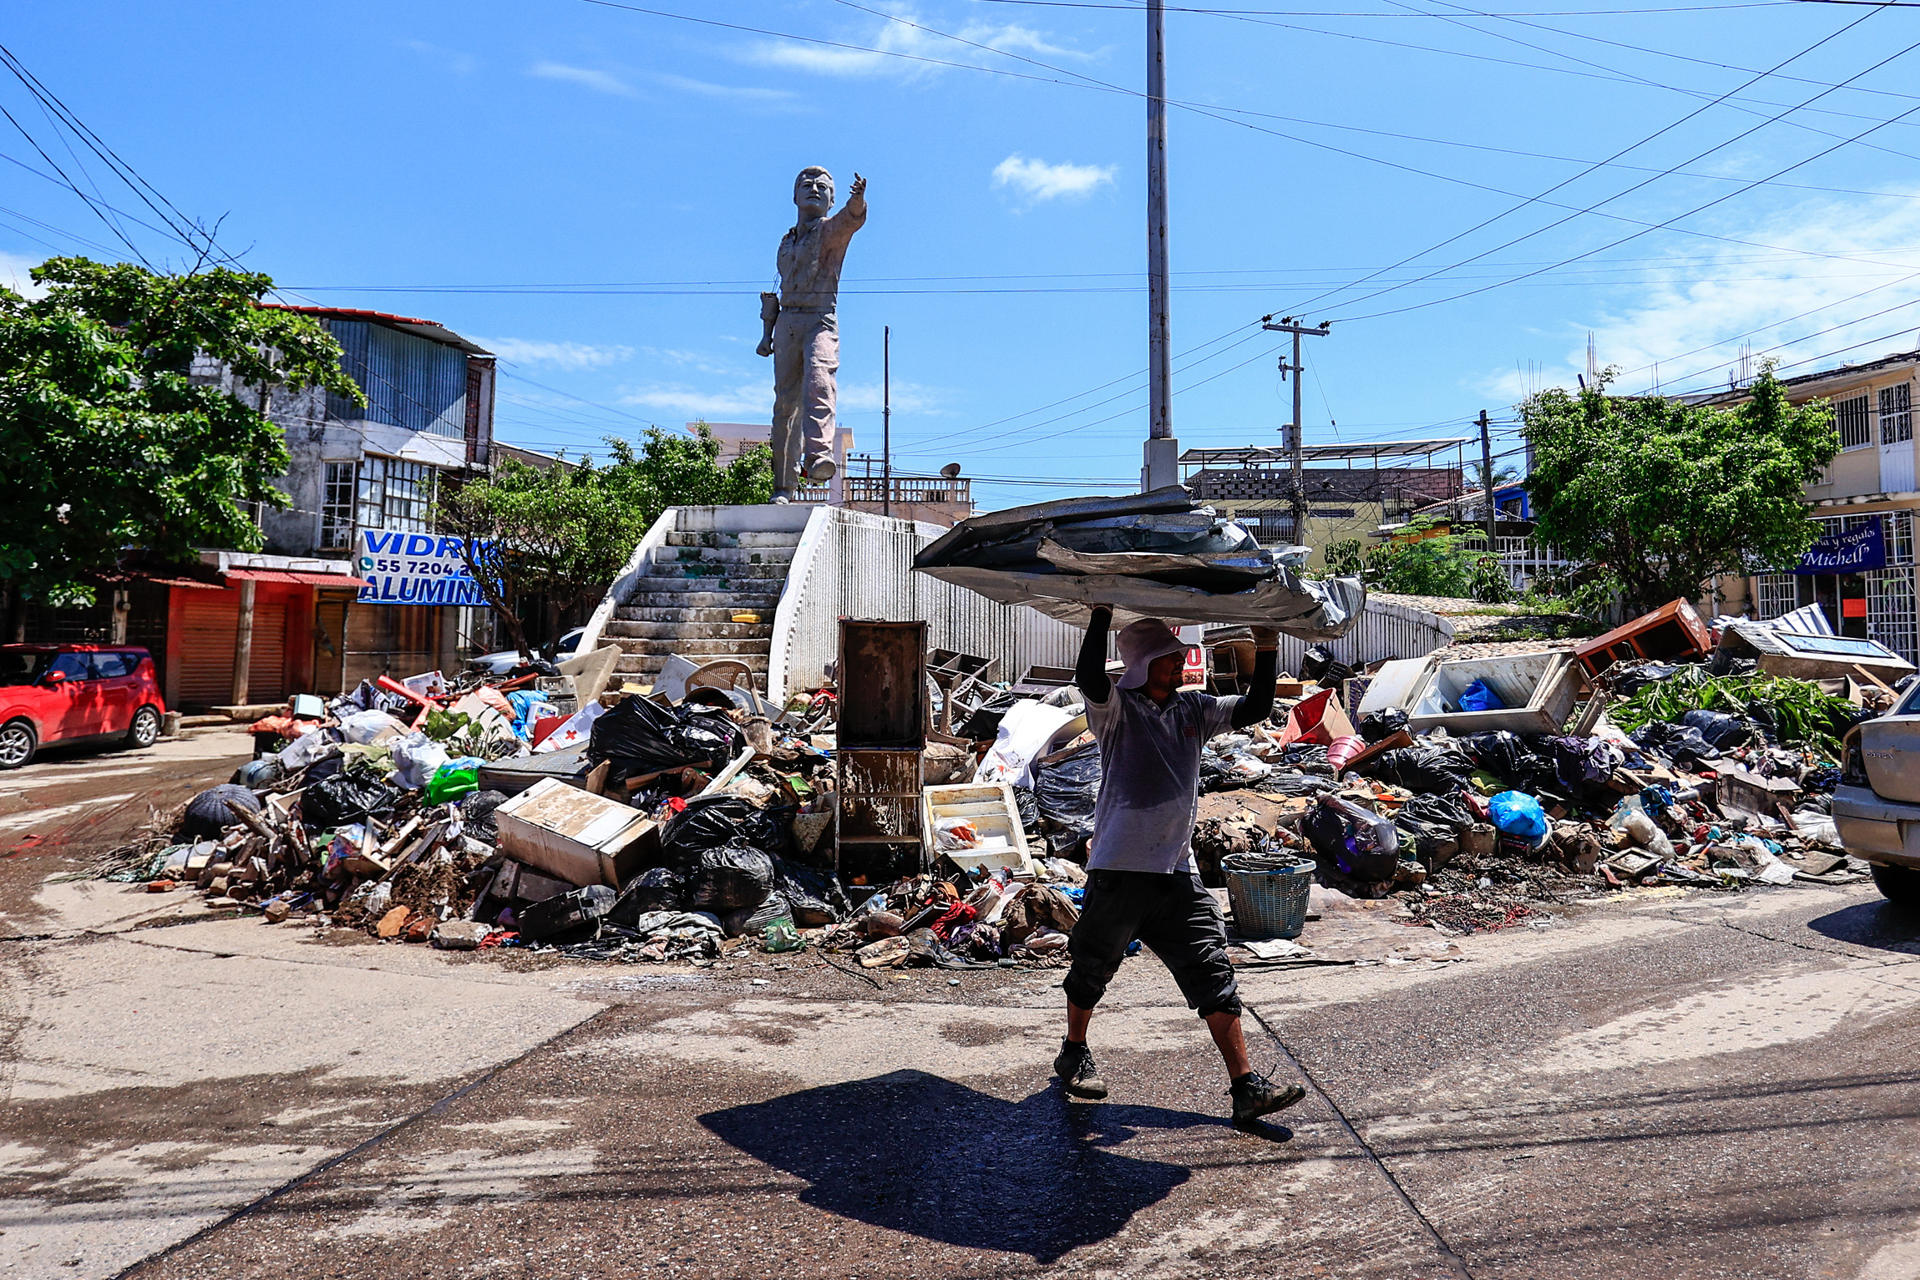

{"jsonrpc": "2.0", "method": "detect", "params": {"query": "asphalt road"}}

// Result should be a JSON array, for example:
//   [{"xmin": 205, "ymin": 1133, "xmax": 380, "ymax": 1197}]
[{"xmin": 3, "ymin": 738, "xmax": 1919, "ymax": 1279}]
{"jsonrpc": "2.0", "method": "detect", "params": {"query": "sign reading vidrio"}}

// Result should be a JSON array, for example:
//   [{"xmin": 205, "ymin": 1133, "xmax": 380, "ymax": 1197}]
[{"xmin": 354, "ymin": 531, "xmax": 491, "ymax": 606}]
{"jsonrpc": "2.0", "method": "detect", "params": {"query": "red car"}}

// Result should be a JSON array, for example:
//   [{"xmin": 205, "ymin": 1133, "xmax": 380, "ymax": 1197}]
[{"xmin": 0, "ymin": 644, "xmax": 167, "ymax": 769}]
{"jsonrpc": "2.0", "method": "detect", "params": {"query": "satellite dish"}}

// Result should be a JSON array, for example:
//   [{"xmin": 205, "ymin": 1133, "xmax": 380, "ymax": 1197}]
[{"xmin": 940, "ymin": 462, "xmax": 962, "ymax": 479}]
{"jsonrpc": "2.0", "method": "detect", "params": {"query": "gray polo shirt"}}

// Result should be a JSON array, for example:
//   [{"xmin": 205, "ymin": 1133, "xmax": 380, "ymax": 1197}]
[{"xmin": 1084, "ymin": 686, "xmax": 1239, "ymax": 874}]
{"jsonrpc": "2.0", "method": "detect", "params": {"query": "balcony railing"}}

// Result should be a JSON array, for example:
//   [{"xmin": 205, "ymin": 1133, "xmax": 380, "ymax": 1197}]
[{"xmin": 795, "ymin": 476, "xmax": 972, "ymax": 506}]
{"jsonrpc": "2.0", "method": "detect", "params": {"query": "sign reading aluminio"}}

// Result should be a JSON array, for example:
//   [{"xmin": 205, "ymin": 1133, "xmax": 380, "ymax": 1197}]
[
  {"xmin": 1792, "ymin": 518, "xmax": 1887, "ymax": 575},
  {"xmin": 355, "ymin": 531, "xmax": 491, "ymax": 606}
]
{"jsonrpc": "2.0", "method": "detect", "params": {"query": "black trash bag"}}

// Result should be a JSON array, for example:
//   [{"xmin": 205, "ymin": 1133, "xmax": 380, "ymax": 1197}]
[
  {"xmin": 1610, "ymin": 661, "xmax": 1683, "ymax": 697},
  {"xmin": 773, "ymin": 856, "xmax": 848, "ymax": 926},
  {"xmin": 1543, "ymin": 735, "xmax": 1612, "ymax": 792},
  {"xmin": 1358, "ymin": 708, "xmax": 1411, "ymax": 743},
  {"xmin": 587, "ymin": 697, "xmax": 744, "ymax": 775},
  {"xmin": 608, "ymin": 866, "xmax": 687, "ymax": 928},
  {"xmin": 688, "ymin": 841, "xmax": 776, "ymax": 914},
  {"xmin": 1300, "ymin": 645, "xmax": 1353, "ymax": 686},
  {"xmin": 460, "ymin": 789, "xmax": 510, "ymax": 843},
  {"xmin": 183, "ymin": 784, "xmax": 262, "ymax": 839},
  {"xmin": 1681, "ymin": 709, "xmax": 1754, "ymax": 751},
  {"xmin": 1457, "ymin": 731, "xmax": 1553, "ymax": 788},
  {"xmin": 300, "ymin": 773, "xmax": 400, "ymax": 828},
  {"xmin": 1033, "ymin": 745, "xmax": 1102, "ymax": 854},
  {"xmin": 659, "ymin": 795, "xmax": 786, "ymax": 867},
  {"xmin": 721, "ymin": 892, "xmax": 793, "ymax": 939},
  {"xmin": 1010, "ymin": 785, "xmax": 1041, "ymax": 834},
  {"xmin": 1630, "ymin": 720, "xmax": 1720, "ymax": 767},
  {"xmin": 1302, "ymin": 797, "xmax": 1399, "ymax": 882},
  {"xmin": 1198, "ymin": 751, "xmax": 1234, "ymax": 794},
  {"xmin": 1396, "ymin": 789, "xmax": 1476, "ymax": 864},
  {"xmin": 956, "ymin": 689, "xmax": 1029, "ymax": 740},
  {"xmin": 518, "ymin": 884, "xmax": 617, "ymax": 943},
  {"xmin": 1358, "ymin": 743, "xmax": 1474, "ymax": 792}
]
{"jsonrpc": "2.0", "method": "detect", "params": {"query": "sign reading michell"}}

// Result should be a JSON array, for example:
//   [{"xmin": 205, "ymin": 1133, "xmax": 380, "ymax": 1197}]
[
  {"xmin": 1792, "ymin": 518, "xmax": 1887, "ymax": 575},
  {"xmin": 355, "ymin": 530, "xmax": 491, "ymax": 606}
]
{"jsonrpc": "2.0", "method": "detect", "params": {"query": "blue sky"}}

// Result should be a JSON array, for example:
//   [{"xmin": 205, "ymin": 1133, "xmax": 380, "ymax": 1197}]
[{"xmin": 8, "ymin": 0, "xmax": 1920, "ymax": 507}]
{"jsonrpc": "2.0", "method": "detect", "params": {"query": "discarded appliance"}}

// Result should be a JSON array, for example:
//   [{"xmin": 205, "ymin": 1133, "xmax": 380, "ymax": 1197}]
[
  {"xmin": 493, "ymin": 776, "xmax": 660, "ymax": 888},
  {"xmin": 1357, "ymin": 650, "xmax": 1581, "ymax": 737},
  {"xmin": 836, "ymin": 619, "xmax": 927, "ymax": 879},
  {"xmin": 1717, "ymin": 622, "xmax": 1916, "ymax": 684},
  {"xmin": 924, "ymin": 782, "xmax": 1036, "ymax": 877},
  {"xmin": 927, "ymin": 648, "xmax": 998, "ymax": 735},
  {"xmin": 912, "ymin": 486, "xmax": 1365, "ymax": 637},
  {"xmin": 1573, "ymin": 598, "xmax": 1711, "ymax": 676}
]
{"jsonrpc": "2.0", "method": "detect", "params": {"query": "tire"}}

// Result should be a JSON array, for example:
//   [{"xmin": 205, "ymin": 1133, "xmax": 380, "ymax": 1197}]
[
  {"xmin": 125, "ymin": 705, "xmax": 161, "ymax": 749},
  {"xmin": 0, "ymin": 720, "xmax": 36, "ymax": 771},
  {"xmin": 1871, "ymin": 862, "xmax": 1920, "ymax": 908}
]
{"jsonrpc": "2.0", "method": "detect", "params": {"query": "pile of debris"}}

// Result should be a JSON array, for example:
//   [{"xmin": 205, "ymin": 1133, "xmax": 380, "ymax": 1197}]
[{"xmin": 100, "ymin": 592, "xmax": 1896, "ymax": 967}]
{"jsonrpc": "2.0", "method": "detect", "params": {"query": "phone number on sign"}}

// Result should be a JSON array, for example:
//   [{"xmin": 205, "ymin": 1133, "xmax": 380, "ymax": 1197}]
[{"xmin": 361, "ymin": 558, "xmax": 473, "ymax": 577}]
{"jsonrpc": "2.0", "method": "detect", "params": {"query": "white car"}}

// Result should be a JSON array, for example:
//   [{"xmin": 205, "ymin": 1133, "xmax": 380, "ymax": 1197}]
[{"xmin": 1831, "ymin": 682, "xmax": 1920, "ymax": 906}]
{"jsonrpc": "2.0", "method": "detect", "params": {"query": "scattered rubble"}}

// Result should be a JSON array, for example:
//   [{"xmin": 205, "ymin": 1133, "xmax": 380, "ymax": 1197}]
[{"xmin": 97, "ymin": 596, "xmax": 1888, "ymax": 975}]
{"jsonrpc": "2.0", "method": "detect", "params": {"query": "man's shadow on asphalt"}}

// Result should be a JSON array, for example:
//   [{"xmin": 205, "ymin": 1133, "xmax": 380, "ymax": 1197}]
[{"xmin": 699, "ymin": 1068, "xmax": 1288, "ymax": 1262}]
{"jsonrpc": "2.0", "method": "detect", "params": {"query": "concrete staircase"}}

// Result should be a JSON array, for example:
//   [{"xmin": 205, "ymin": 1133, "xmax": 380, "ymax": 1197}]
[{"xmin": 596, "ymin": 510, "xmax": 804, "ymax": 691}]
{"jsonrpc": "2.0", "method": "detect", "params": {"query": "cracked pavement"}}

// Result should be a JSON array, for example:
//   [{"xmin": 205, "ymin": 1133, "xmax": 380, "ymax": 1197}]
[{"xmin": 4, "ymin": 734, "xmax": 1920, "ymax": 1278}]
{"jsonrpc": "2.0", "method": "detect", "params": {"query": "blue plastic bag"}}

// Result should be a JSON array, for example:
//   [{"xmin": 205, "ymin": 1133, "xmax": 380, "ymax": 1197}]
[
  {"xmin": 1488, "ymin": 790, "xmax": 1549, "ymax": 844},
  {"xmin": 1459, "ymin": 679, "xmax": 1505, "ymax": 712}
]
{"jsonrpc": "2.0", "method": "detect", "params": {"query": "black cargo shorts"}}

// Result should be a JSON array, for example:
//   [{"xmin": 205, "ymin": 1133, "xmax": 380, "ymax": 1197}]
[{"xmin": 1062, "ymin": 868, "xmax": 1242, "ymax": 1019}]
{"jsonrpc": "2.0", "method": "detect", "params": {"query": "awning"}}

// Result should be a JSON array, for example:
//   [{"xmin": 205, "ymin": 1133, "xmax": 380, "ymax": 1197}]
[{"xmin": 223, "ymin": 569, "xmax": 369, "ymax": 588}]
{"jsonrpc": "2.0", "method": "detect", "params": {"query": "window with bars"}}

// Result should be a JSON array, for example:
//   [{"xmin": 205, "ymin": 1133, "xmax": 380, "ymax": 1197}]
[
  {"xmin": 1838, "ymin": 394, "xmax": 1872, "ymax": 450},
  {"xmin": 1881, "ymin": 384, "xmax": 1913, "ymax": 445},
  {"xmin": 355, "ymin": 455, "xmax": 436, "ymax": 535},
  {"xmin": 320, "ymin": 462, "xmax": 356, "ymax": 549},
  {"xmin": 1754, "ymin": 573, "xmax": 1800, "ymax": 619}
]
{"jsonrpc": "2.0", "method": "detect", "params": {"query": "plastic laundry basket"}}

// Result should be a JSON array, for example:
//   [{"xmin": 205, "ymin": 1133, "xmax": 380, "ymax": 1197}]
[{"xmin": 1222, "ymin": 853, "xmax": 1316, "ymax": 940}]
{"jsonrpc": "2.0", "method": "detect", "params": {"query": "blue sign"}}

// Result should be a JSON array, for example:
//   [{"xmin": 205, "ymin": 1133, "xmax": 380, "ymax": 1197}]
[
  {"xmin": 1793, "ymin": 519, "xmax": 1886, "ymax": 575},
  {"xmin": 355, "ymin": 530, "xmax": 492, "ymax": 606}
]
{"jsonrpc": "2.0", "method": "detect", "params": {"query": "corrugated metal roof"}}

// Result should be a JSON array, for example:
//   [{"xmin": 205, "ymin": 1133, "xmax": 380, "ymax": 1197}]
[{"xmin": 260, "ymin": 303, "xmax": 491, "ymax": 356}]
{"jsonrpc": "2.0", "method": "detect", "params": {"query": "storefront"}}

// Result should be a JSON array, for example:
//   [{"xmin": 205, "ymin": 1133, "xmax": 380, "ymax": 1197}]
[{"xmin": 1752, "ymin": 509, "xmax": 1918, "ymax": 663}]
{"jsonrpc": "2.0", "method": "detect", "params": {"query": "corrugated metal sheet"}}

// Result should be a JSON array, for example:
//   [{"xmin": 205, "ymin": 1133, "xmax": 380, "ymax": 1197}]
[
  {"xmin": 324, "ymin": 319, "xmax": 469, "ymax": 438},
  {"xmin": 761, "ymin": 509, "xmax": 1452, "ymax": 701}
]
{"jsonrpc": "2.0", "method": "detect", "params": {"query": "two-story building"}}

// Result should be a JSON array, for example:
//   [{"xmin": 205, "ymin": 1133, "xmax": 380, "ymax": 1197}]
[
  {"xmin": 28, "ymin": 305, "xmax": 499, "ymax": 709},
  {"xmin": 1179, "ymin": 440, "xmax": 1468, "ymax": 569},
  {"xmin": 1699, "ymin": 351, "xmax": 1920, "ymax": 663}
]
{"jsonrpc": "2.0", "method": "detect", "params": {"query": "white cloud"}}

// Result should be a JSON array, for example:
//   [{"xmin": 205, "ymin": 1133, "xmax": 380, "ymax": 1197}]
[
  {"xmin": 620, "ymin": 382, "xmax": 772, "ymax": 419},
  {"xmin": 0, "ymin": 250, "xmax": 47, "ymax": 299},
  {"xmin": 745, "ymin": 10, "xmax": 1090, "ymax": 79},
  {"xmin": 840, "ymin": 380, "xmax": 941, "ymax": 413},
  {"xmin": 650, "ymin": 73, "xmax": 797, "ymax": 107},
  {"xmin": 528, "ymin": 61, "xmax": 636, "ymax": 97},
  {"xmin": 1477, "ymin": 192, "xmax": 1920, "ymax": 404},
  {"xmin": 992, "ymin": 154, "xmax": 1115, "ymax": 203},
  {"xmin": 478, "ymin": 338, "xmax": 635, "ymax": 370},
  {"xmin": 402, "ymin": 39, "xmax": 477, "ymax": 75}
]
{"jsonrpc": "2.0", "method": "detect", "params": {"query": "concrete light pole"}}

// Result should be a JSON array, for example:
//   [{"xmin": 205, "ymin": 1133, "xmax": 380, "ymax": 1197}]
[{"xmin": 1142, "ymin": 0, "xmax": 1179, "ymax": 492}]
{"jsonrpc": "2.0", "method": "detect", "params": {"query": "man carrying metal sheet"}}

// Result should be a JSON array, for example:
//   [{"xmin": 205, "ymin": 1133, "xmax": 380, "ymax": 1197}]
[{"xmin": 1054, "ymin": 605, "xmax": 1305, "ymax": 1127}]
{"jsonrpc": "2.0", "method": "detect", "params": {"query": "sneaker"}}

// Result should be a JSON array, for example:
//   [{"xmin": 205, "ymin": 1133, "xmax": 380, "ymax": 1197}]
[
  {"xmin": 1230, "ymin": 1072, "xmax": 1306, "ymax": 1126},
  {"xmin": 1053, "ymin": 1039, "xmax": 1108, "ymax": 1100}
]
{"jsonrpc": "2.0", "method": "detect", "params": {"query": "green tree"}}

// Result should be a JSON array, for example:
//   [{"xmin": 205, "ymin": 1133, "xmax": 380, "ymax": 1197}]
[
  {"xmin": 0, "ymin": 256, "xmax": 361, "ymax": 622},
  {"xmin": 440, "ymin": 424, "xmax": 772, "ymax": 658},
  {"xmin": 1364, "ymin": 517, "xmax": 1511, "ymax": 603},
  {"xmin": 1520, "ymin": 367, "xmax": 1838, "ymax": 614}
]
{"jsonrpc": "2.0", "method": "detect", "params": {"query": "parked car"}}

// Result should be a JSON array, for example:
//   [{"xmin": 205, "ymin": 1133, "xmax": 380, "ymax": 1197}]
[
  {"xmin": 1832, "ymin": 681, "xmax": 1920, "ymax": 906},
  {"xmin": 467, "ymin": 627, "xmax": 585, "ymax": 678},
  {"xmin": 0, "ymin": 644, "xmax": 167, "ymax": 769}
]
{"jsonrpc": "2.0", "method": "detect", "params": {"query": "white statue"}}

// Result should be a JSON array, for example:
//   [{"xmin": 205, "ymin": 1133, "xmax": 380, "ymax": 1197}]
[{"xmin": 759, "ymin": 166, "xmax": 867, "ymax": 503}]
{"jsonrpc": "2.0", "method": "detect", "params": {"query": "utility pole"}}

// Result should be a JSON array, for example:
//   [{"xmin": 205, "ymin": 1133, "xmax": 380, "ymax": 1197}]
[
  {"xmin": 1261, "ymin": 315, "xmax": 1330, "ymax": 548},
  {"xmin": 1141, "ymin": 0, "xmax": 1178, "ymax": 492},
  {"xmin": 1477, "ymin": 408, "xmax": 1496, "ymax": 551},
  {"xmin": 882, "ymin": 325, "xmax": 892, "ymax": 518}
]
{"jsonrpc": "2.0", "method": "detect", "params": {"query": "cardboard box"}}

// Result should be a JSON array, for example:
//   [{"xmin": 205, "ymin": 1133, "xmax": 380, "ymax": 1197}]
[{"xmin": 493, "ymin": 776, "xmax": 659, "ymax": 888}]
